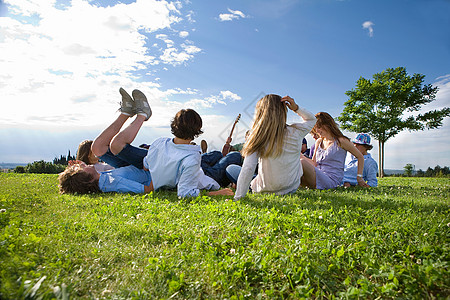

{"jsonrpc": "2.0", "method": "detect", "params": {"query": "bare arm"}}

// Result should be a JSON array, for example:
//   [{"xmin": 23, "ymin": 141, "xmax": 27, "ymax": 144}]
[
  {"xmin": 208, "ymin": 188, "xmax": 234, "ymax": 196},
  {"xmin": 339, "ymin": 138, "xmax": 370, "ymax": 187}
]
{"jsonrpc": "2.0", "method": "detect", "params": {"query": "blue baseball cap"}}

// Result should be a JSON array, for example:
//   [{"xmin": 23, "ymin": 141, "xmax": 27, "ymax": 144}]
[{"xmin": 352, "ymin": 133, "xmax": 371, "ymax": 146}]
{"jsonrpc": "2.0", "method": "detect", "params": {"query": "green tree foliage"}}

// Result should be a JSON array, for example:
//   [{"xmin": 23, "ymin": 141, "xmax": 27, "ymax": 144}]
[
  {"xmin": 404, "ymin": 164, "xmax": 414, "ymax": 177},
  {"xmin": 14, "ymin": 166, "xmax": 26, "ymax": 173},
  {"xmin": 53, "ymin": 150, "xmax": 76, "ymax": 165},
  {"xmin": 416, "ymin": 165, "xmax": 449, "ymax": 177},
  {"xmin": 339, "ymin": 67, "xmax": 449, "ymax": 177},
  {"xmin": 25, "ymin": 160, "xmax": 66, "ymax": 174}
]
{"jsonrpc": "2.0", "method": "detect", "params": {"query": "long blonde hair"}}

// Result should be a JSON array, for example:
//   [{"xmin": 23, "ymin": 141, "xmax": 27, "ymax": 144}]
[{"xmin": 242, "ymin": 94, "xmax": 287, "ymax": 158}]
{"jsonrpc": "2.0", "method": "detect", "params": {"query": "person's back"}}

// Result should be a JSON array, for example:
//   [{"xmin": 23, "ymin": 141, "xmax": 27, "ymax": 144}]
[
  {"xmin": 143, "ymin": 108, "xmax": 206, "ymax": 197},
  {"xmin": 234, "ymin": 95, "xmax": 315, "ymax": 200},
  {"xmin": 144, "ymin": 137, "xmax": 202, "ymax": 196},
  {"xmin": 254, "ymin": 125, "xmax": 311, "ymax": 193}
]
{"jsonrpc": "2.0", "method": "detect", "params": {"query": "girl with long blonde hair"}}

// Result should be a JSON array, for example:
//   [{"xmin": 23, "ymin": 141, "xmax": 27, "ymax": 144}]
[
  {"xmin": 230, "ymin": 94, "xmax": 316, "ymax": 200},
  {"xmin": 300, "ymin": 112, "xmax": 369, "ymax": 189}
]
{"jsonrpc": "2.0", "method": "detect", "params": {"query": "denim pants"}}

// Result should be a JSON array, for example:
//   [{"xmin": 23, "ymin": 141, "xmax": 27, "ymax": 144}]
[
  {"xmin": 99, "ymin": 144, "xmax": 148, "ymax": 169},
  {"xmin": 201, "ymin": 151, "xmax": 243, "ymax": 187}
]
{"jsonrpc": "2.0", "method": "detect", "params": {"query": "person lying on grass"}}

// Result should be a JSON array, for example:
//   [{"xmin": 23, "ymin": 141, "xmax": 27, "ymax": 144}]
[
  {"xmin": 58, "ymin": 87, "xmax": 233, "ymax": 197},
  {"xmin": 75, "ymin": 139, "xmax": 114, "ymax": 173}
]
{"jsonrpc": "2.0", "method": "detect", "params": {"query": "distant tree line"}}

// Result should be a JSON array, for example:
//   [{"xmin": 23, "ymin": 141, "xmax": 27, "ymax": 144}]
[
  {"xmin": 14, "ymin": 151, "xmax": 75, "ymax": 174},
  {"xmin": 415, "ymin": 165, "xmax": 450, "ymax": 177},
  {"xmin": 388, "ymin": 164, "xmax": 450, "ymax": 178},
  {"xmin": 53, "ymin": 150, "xmax": 76, "ymax": 165}
]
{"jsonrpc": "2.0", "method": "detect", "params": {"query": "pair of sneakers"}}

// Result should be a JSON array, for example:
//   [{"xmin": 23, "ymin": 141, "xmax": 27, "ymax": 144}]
[{"xmin": 119, "ymin": 88, "xmax": 152, "ymax": 121}]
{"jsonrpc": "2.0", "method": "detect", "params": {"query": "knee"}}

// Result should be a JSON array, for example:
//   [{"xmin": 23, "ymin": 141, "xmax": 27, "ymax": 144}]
[
  {"xmin": 91, "ymin": 138, "xmax": 106, "ymax": 157},
  {"xmin": 226, "ymin": 152, "xmax": 243, "ymax": 165},
  {"xmin": 109, "ymin": 136, "xmax": 125, "ymax": 155}
]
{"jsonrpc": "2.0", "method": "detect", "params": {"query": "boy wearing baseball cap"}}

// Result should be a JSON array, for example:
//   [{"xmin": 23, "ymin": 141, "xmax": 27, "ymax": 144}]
[{"xmin": 342, "ymin": 133, "xmax": 378, "ymax": 187}]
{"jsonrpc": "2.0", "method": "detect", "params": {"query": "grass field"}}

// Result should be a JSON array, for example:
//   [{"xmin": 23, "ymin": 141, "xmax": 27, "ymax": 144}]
[{"xmin": 0, "ymin": 173, "xmax": 449, "ymax": 299}]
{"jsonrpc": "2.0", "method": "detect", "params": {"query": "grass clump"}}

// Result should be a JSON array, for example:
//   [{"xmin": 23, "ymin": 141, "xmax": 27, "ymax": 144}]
[{"xmin": 0, "ymin": 173, "xmax": 449, "ymax": 299}]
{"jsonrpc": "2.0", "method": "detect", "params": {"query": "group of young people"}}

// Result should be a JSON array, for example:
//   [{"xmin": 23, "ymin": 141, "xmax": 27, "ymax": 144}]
[{"xmin": 59, "ymin": 88, "xmax": 378, "ymax": 201}]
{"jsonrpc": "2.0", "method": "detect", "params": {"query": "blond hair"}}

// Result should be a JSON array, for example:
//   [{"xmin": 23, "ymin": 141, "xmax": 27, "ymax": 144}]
[{"xmin": 242, "ymin": 94, "xmax": 287, "ymax": 158}]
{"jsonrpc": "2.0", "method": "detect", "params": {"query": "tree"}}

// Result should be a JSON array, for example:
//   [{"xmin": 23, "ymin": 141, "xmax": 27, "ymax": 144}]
[
  {"xmin": 338, "ymin": 67, "xmax": 449, "ymax": 177},
  {"xmin": 403, "ymin": 163, "xmax": 414, "ymax": 177},
  {"xmin": 53, "ymin": 150, "xmax": 76, "ymax": 165}
]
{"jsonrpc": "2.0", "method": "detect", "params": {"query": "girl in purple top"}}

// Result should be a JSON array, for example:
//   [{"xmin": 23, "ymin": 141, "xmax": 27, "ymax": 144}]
[{"xmin": 300, "ymin": 112, "xmax": 369, "ymax": 189}]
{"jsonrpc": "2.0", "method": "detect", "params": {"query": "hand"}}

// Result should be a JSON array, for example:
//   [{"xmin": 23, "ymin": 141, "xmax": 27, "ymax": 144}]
[
  {"xmin": 208, "ymin": 188, "xmax": 234, "ymax": 196},
  {"xmin": 281, "ymin": 96, "xmax": 299, "ymax": 111},
  {"xmin": 69, "ymin": 160, "xmax": 85, "ymax": 167},
  {"xmin": 357, "ymin": 177, "xmax": 370, "ymax": 187},
  {"xmin": 343, "ymin": 182, "xmax": 351, "ymax": 188}
]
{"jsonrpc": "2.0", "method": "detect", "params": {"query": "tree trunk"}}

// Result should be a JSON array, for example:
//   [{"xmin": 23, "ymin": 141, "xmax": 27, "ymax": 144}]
[{"xmin": 378, "ymin": 140, "xmax": 384, "ymax": 178}]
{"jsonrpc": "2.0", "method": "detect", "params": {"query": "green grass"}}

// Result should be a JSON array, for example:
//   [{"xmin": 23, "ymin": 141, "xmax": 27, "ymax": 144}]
[{"xmin": 0, "ymin": 173, "xmax": 449, "ymax": 299}]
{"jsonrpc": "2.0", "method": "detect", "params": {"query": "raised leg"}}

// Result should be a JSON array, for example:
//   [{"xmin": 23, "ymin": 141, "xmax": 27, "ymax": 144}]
[
  {"xmin": 91, "ymin": 113, "xmax": 129, "ymax": 157},
  {"xmin": 110, "ymin": 115, "xmax": 146, "ymax": 155}
]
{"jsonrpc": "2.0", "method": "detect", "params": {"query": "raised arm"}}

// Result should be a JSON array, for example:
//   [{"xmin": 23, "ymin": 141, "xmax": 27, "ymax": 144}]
[{"xmin": 281, "ymin": 96, "xmax": 316, "ymax": 133}]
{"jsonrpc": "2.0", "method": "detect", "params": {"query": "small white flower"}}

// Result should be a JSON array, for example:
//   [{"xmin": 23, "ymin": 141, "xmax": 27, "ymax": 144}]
[
  {"xmin": 339, "ymin": 227, "xmax": 344, "ymax": 231},
  {"xmin": 423, "ymin": 233, "xmax": 428, "ymax": 236},
  {"xmin": 230, "ymin": 248, "xmax": 236, "ymax": 255},
  {"xmin": 304, "ymin": 223, "xmax": 309, "ymax": 226},
  {"xmin": 123, "ymin": 214, "xmax": 127, "ymax": 217},
  {"xmin": 416, "ymin": 259, "xmax": 422, "ymax": 264},
  {"xmin": 136, "ymin": 214, "xmax": 142, "ymax": 219},
  {"xmin": 319, "ymin": 215, "xmax": 323, "ymax": 219},
  {"xmin": 0, "ymin": 209, "xmax": 6, "ymax": 213}
]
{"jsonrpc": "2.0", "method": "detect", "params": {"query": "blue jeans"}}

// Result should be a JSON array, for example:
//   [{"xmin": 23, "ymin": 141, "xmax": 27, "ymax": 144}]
[
  {"xmin": 99, "ymin": 144, "xmax": 148, "ymax": 169},
  {"xmin": 225, "ymin": 164, "xmax": 257, "ymax": 185},
  {"xmin": 201, "ymin": 151, "xmax": 243, "ymax": 187}
]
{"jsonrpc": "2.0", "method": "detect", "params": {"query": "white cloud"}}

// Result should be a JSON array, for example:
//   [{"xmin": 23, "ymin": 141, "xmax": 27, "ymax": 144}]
[
  {"xmin": 0, "ymin": 0, "xmax": 201, "ymax": 127},
  {"xmin": 179, "ymin": 31, "xmax": 189, "ymax": 38},
  {"xmin": 219, "ymin": 8, "xmax": 247, "ymax": 22},
  {"xmin": 362, "ymin": 21, "xmax": 374, "ymax": 37},
  {"xmin": 185, "ymin": 91, "xmax": 241, "ymax": 108}
]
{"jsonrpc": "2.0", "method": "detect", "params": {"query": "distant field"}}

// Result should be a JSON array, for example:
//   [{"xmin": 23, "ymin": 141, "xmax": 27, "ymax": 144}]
[{"xmin": 0, "ymin": 173, "xmax": 449, "ymax": 299}]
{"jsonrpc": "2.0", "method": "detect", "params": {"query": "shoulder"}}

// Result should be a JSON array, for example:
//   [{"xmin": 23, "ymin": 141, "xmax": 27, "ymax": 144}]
[
  {"xmin": 148, "ymin": 137, "xmax": 170, "ymax": 148},
  {"xmin": 337, "ymin": 137, "xmax": 351, "ymax": 148}
]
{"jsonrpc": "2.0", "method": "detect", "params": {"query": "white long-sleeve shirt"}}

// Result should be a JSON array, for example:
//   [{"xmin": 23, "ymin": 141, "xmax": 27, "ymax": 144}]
[{"xmin": 234, "ymin": 107, "xmax": 316, "ymax": 200}]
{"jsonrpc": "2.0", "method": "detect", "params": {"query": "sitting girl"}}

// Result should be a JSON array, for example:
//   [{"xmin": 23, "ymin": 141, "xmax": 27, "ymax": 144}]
[
  {"xmin": 300, "ymin": 112, "xmax": 369, "ymax": 189},
  {"xmin": 228, "ymin": 94, "xmax": 316, "ymax": 200}
]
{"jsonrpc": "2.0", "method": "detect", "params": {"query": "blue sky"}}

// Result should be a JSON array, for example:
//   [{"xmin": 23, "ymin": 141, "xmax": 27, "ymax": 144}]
[{"xmin": 0, "ymin": 0, "xmax": 449, "ymax": 170}]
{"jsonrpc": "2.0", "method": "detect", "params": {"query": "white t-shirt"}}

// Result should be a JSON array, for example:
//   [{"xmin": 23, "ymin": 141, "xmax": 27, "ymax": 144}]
[{"xmin": 235, "ymin": 107, "xmax": 316, "ymax": 200}]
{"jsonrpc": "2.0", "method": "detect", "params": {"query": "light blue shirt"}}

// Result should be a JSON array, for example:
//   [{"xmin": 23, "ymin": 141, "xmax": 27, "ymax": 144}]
[
  {"xmin": 144, "ymin": 137, "xmax": 217, "ymax": 197},
  {"xmin": 342, "ymin": 153, "xmax": 378, "ymax": 187},
  {"xmin": 98, "ymin": 165, "xmax": 152, "ymax": 193}
]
